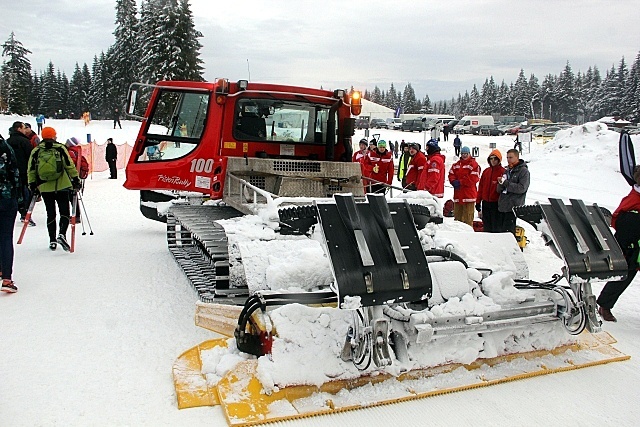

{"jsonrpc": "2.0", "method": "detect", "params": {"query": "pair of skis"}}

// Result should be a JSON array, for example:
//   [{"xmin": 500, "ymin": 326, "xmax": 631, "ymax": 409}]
[{"xmin": 17, "ymin": 190, "xmax": 79, "ymax": 253}]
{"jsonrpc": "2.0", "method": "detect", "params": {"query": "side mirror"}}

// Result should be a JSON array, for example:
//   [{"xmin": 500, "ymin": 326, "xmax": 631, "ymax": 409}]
[{"xmin": 127, "ymin": 87, "xmax": 138, "ymax": 115}]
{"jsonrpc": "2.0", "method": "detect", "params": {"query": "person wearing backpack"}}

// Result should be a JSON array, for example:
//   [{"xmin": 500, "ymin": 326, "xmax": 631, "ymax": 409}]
[
  {"xmin": 66, "ymin": 137, "xmax": 89, "ymax": 223},
  {"xmin": 0, "ymin": 134, "xmax": 24, "ymax": 293},
  {"xmin": 27, "ymin": 127, "xmax": 81, "ymax": 251}
]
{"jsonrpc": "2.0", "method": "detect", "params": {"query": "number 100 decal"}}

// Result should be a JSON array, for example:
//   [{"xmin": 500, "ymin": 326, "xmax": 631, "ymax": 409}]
[{"xmin": 190, "ymin": 158, "xmax": 214, "ymax": 173}]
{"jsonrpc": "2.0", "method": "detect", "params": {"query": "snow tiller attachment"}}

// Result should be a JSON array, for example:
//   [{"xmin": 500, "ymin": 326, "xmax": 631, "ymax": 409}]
[{"xmin": 173, "ymin": 196, "xmax": 630, "ymax": 426}]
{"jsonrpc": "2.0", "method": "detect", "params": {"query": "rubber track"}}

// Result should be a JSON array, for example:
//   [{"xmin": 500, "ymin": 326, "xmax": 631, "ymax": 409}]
[{"xmin": 167, "ymin": 205, "xmax": 247, "ymax": 304}]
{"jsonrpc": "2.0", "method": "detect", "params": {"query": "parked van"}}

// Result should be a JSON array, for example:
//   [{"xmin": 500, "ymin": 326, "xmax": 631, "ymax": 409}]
[
  {"xmin": 386, "ymin": 118, "xmax": 402, "ymax": 130},
  {"xmin": 453, "ymin": 115, "xmax": 495, "ymax": 134},
  {"xmin": 401, "ymin": 119, "xmax": 424, "ymax": 132}
]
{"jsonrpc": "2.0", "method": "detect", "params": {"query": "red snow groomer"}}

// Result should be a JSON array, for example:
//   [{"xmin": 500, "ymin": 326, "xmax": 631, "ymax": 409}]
[{"xmin": 124, "ymin": 80, "xmax": 629, "ymax": 426}]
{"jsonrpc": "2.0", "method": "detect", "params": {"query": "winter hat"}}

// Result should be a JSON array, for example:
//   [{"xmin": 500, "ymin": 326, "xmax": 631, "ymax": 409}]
[
  {"xmin": 426, "ymin": 139, "xmax": 440, "ymax": 155},
  {"xmin": 634, "ymin": 165, "xmax": 640, "ymax": 185},
  {"xmin": 359, "ymin": 138, "xmax": 367, "ymax": 146},
  {"xmin": 65, "ymin": 137, "xmax": 80, "ymax": 147},
  {"xmin": 461, "ymin": 146, "xmax": 471, "ymax": 154},
  {"xmin": 369, "ymin": 139, "xmax": 377, "ymax": 146},
  {"xmin": 41, "ymin": 127, "xmax": 57, "ymax": 140},
  {"xmin": 377, "ymin": 140, "xmax": 387, "ymax": 148},
  {"xmin": 487, "ymin": 149, "xmax": 502, "ymax": 163}
]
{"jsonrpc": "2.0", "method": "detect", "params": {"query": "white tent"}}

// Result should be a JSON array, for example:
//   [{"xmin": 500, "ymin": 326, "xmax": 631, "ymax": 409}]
[{"xmin": 360, "ymin": 99, "xmax": 395, "ymax": 120}]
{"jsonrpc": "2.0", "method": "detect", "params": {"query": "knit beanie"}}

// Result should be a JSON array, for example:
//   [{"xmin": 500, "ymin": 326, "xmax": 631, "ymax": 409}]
[
  {"xmin": 377, "ymin": 140, "xmax": 387, "ymax": 148},
  {"xmin": 461, "ymin": 146, "xmax": 471, "ymax": 154},
  {"xmin": 66, "ymin": 137, "xmax": 80, "ymax": 147},
  {"xmin": 41, "ymin": 127, "xmax": 57, "ymax": 140}
]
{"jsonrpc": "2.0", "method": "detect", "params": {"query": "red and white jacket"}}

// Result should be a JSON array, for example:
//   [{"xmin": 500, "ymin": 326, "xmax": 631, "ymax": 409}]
[
  {"xmin": 612, "ymin": 185, "xmax": 640, "ymax": 229},
  {"xmin": 420, "ymin": 152, "xmax": 446, "ymax": 197},
  {"xmin": 364, "ymin": 148, "xmax": 394, "ymax": 185},
  {"xmin": 404, "ymin": 151, "xmax": 427, "ymax": 189},
  {"xmin": 448, "ymin": 156, "xmax": 481, "ymax": 203}
]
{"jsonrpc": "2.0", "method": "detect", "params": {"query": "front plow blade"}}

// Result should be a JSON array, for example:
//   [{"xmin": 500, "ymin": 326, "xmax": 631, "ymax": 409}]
[
  {"xmin": 173, "ymin": 338, "xmax": 228, "ymax": 409},
  {"xmin": 215, "ymin": 331, "xmax": 628, "ymax": 426}
]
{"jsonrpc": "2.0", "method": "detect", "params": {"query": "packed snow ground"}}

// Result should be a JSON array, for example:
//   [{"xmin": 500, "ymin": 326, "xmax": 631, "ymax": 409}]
[{"xmin": 1, "ymin": 117, "xmax": 639, "ymax": 426}]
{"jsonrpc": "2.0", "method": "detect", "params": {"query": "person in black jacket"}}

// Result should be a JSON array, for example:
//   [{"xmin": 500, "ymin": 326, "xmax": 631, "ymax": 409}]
[
  {"xmin": 0, "ymin": 133, "xmax": 24, "ymax": 293},
  {"xmin": 113, "ymin": 108, "xmax": 122, "ymax": 129},
  {"xmin": 6, "ymin": 122, "xmax": 34, "ymax": 225},
  {"xmin": 105, "ymin": 138, "xmax": 118, "ymax": 179}
]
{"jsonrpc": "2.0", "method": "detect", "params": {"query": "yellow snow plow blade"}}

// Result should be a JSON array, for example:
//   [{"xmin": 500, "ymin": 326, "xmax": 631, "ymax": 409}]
[
  {"xmin": 214, "ymin": 331, "xmax": 628, "ymax": 426},
  {"xmin": 173, "ymin": 338, "xmax": 228, "ymax": 409}
]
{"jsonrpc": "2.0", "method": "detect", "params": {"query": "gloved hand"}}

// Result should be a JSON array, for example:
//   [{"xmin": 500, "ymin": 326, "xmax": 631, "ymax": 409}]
[
  {"xmin": 72, "ymin": 177, "xmax": 82, "ymax": 191},
  {"xmin": 451, "ymin": 180, "xmax": 460, "ymax": 189},
  {"xmin": 29, "ymin": 182, "xmax": 39, "ymax": 195},
  {"xmin": 475, "ymin": 202, "xmax": 481, "ymax": 212}
]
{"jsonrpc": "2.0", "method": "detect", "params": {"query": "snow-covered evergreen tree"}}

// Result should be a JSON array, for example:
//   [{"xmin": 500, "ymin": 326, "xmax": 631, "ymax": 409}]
[
  {"xmin": 422, "ymin": 94, "xmax": 432, "ymax": 113},
  {"xmin": 40, "ymin": 62, "xmax": 60, "ymax": 117},
  {"xmin": 370, "ymin": 86, "xmax": 382, "ymax": 104},
  {"xmin": 401, "ymin": 83, "xmax": 418, "ymax": 113},
  {"xmin": 625, "ymin": 53, "xmax": 640, "ymax": 122},
  {"xmin": 511, "ymin": 69, "xmax": 529, "ymax": 116},
  {"xmin": 109, "ymin": 0, "xmax": 140, "ymax": 109},
  {"xmin": 68, "ymin": 63, "xmax": 85, "ymax": 118},
  {"xmin": 1, "ymin": 32, "xmax": 32, "ymax": 114},
  {"xmin": 468, "ymin": 84, "xmax": 480, "ymax": 115},
  {"xmin": 386, "ymin": 83, "xmax": 399, "ymax": 111}
]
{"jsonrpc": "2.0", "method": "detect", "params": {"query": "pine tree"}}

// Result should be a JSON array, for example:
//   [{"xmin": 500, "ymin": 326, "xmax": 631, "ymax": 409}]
[
  {"xmin": 422, "ymin": 94, "xmax": 432, "ymax": 113},
  {"xmin": 174, "ymin": 0, "xmax": 204, "ymax": 81},
  {"xmin": 110, "ymin": 0, "xmax": 140, "ymax": 109},
  {"xmin": 1, "ymin": 32, "xmax": 32, "ymax": 114},
  {"xmin": 386, "ymin": 83, "xmax": 399, "ymax": 111},
  {"xmin": 625, "ymin": 52, "xmax": 640, "ymax": 122},
  {"xmin": 496, "ymin": 81, "xmax": 510, "ymax": 116},
  {"xmin": 58, "ymin": 70, "xmax": 69, "ymax": 117},
  {"xmin": 401, "ymin": 83, "xmax": 418, "ymax": 113},
  {"xmin": 81, "ymin": 62, "xmax": 92, "ymax": 113},
  {"xmin": 371, "ymin": 86, "xmax": 382, "ymax": 104},
  {"xmin": 68, "ymin": 63, "xmax": 84, "ymax": 118},
  {"xmin": 468, "ymin": 84, "xmax": 480, "ymax": 114},
  {"xmin": 28, "ymin": 72, "xmax": 41, "ymax": 114},
  {"xmin": 511, "ymin": 69, "xmax": 529, "ymax": 116},
  {"xmin": 40, "ymin": 62, "xmax": 60, "ymax": 117}
]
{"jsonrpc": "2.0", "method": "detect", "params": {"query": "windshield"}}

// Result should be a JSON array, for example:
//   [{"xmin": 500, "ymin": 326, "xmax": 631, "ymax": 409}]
[
  {"xmin": 139, "ymin": 89, "xmax": 210, "ymax": 162},
  {"xmin": 234, "ymin": 98, "xmax": 333, "ymax": 144}
]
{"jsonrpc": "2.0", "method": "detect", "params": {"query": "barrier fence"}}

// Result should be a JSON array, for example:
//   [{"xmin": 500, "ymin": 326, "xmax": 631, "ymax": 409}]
[{"xmin": 78, "ymin": 140, "xmax": 134, "ymax": 176}]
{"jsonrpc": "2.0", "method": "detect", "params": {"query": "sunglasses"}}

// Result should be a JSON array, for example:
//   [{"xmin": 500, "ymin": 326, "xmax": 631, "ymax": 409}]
[{"xmin": 489, "ymin": 156, "xmax": 499, "ymax": 161}]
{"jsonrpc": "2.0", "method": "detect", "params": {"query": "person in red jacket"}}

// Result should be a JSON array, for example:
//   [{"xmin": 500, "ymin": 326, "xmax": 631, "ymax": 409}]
[
  {"xmin": 596, "ymin": 165, "xmax": 640, "ymax": 322},
  {"xmin": 404, "ymin": 143, "xmax": 427, "ymax": 191},
  {"xmin": 448, "ymin": 146, "xmax": 480, "ymax": 226},
  {"xmin": 352, "ymin": 138, "xmax": 368, "ymax": 165},
  {"xmin": 420, "ymin": 139, "xmax": 445, "ymax": 197},
  {"xmin": 364, "ymin": 140, "xmax": 394, "ymax": 193},
  {"xmin": 475, "ymin": 149, "xmax": 505, "ymax": 232}
]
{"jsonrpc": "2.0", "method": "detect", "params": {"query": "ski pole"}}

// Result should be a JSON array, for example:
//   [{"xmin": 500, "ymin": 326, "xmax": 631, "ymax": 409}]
[
  {"xmin": 77, "ymin": 191, "xmax": 94, "ymax": 235},
  {"xmin": 70, "ymin": 190, "xmax": 78, "ymax": 253},
  {"xmin": 17, "ymin": 194, "xmax": 38, "ymax": 244}
]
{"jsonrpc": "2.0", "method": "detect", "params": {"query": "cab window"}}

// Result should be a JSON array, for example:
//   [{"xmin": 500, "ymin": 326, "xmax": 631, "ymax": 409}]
[
  {"xmin": 139, "ymin": 89, "xmax": 209, "ymax": 161},
  {"xmin": 233, "ymin": 98, "xmax": 332, "ymax": 144}
]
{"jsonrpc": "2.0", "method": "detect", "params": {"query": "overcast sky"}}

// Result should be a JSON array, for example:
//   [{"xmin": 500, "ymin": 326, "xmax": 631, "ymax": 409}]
[{"xmin": 2, "ymin": 0, "xmax": 639, "ymax": 101}]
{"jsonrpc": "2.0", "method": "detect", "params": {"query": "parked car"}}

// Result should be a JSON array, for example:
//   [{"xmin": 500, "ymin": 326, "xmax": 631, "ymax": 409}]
[
  {"xmin": 355, "ymin": 118, "xmax": 369, "ymax": 129},
  {"xmin": 401, "ymin": 119, "xmax": 424, "ymax": 132},
  {"xmin": 387, "ymin": 118, "xmax": 402, "ymax": 130},
  {"xmin": 370, "ymin": 118, "xmax": 388, "ymax": 129},
  {"xmin": 479, "ymin": 125, "xmax": 505, "ymax": 136},
  {"xmin": 541, "ymin": 126, "xmax": 563, "ymax": 137}
]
